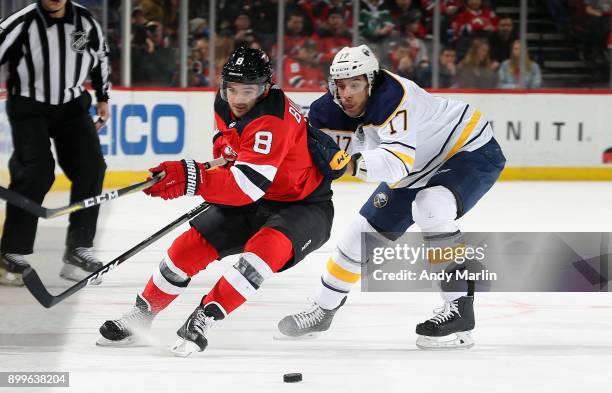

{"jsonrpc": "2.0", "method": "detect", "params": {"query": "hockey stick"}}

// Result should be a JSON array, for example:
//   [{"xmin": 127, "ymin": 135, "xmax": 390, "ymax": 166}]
[
  {"xmin": 0, "ymin": 157, "xmax": 227, "ymax": 219},
  {"xmin": 23, "ymin": 201, "xmax": 212, "ymax": 308},
  {"xmin": 0, "ymin": 173, "xmax": 164, "ymax": 219}
]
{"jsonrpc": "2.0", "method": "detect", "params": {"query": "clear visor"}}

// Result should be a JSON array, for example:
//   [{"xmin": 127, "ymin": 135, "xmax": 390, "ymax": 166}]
[
  {"xmin": 220, "ymin": 81, "xmax": 266, "ymax": 102},
  {"xmin": 332, "ymin": 78, "xmax": 369, "ymax": 97}
]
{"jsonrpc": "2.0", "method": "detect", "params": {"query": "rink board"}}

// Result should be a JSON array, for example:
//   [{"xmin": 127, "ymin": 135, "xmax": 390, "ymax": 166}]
[{"xmin": 0, "ymin": 89, "xmax": 608, "ymax": 190}]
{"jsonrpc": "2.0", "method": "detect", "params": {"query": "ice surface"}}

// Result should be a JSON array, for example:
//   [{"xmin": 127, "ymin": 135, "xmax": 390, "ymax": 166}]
[{"xmin": 1, "ymin": 181, "xmax": 612, "ymax": 393}]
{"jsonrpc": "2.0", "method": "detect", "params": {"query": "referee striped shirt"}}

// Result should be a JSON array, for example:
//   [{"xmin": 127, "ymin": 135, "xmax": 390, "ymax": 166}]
[{"xmin": 0, "ymin": 0, "xmax": 110, "ymax": 105}]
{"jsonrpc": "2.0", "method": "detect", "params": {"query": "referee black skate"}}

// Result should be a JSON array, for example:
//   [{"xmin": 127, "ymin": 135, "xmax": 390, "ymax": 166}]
[{"xmin": 0, "ymin": 0, "xmax": 110, "ymax": 286}]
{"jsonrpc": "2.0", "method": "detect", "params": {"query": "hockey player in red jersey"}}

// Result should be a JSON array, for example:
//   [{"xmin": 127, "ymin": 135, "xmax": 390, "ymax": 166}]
[{"xmin": 97, "ymin": 47, "xmax": 342, "ymax": 356}]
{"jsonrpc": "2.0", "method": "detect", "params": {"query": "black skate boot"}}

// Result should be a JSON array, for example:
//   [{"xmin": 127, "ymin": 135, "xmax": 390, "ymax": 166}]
[
  {"xmin": 0, "ymin": 253, "xmax": 31, "ymax": 287},
  {"xmin": 171, "ymin": 303, "xmax": 216, "ymax": 357},
  {"xmin": 416, "ymin": 296, "xmax": 475, "ymax": 350},
  {"xmin": 275, "ymin": 297, "xmax": 347, "ymax": 340},
  {"xmin": 61, "ymin": 247, "xmax": 103, "ymax": 284},
  {"xmin": 97, "ymin": 294, "xmax": 155, "ymax": 346}
]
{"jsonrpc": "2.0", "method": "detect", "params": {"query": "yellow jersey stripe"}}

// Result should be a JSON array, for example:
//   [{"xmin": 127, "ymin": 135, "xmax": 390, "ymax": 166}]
[
  {"xmin": 326, "ymin": 258, "xmax": 361, "ymax": 283},
  {"xmin": 387, "ymin": 149, "xmax": 415, "ymax": 166},
  {"xmin": 444, "ymin": 110, "xmax": 481, "ymax": 160}
]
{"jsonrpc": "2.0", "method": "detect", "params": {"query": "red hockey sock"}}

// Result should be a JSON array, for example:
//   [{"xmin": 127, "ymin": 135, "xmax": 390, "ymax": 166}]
[
  {"xmin": 203, "ymin": 227, "xmax": 293, "ymax": 316},
  {"xmin": 142, "ymin": 228, "xmax": 219, "ymax": 313}
]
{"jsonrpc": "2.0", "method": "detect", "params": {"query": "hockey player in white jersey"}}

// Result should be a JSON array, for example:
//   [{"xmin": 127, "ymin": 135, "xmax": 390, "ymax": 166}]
[{"xmin": 276, "ymin": 45, "xmax": 506, "ymax": 349}]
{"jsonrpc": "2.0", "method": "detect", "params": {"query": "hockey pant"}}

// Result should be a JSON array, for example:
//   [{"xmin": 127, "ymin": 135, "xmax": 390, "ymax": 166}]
[{"xmin": 141, "ymin": 226, "xmax": 293, "ymax": 318}]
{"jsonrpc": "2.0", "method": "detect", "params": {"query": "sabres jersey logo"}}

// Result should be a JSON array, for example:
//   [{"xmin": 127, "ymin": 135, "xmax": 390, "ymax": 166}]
[{"xmin": 373, "ymin": 192, "xmax": 388, "ymax": 208}]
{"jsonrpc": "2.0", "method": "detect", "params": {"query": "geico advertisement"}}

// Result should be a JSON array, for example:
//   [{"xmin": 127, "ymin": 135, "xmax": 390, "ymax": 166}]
[
  {"xmin": 2, "ymin": 90, "xmax": 610, "ymax": 173},
  {"xmin": 91, "ymin": 90, "xmax": 215, "ymax": 170},
  {"xmin": 287, "ymin": 91, "xmax": 612, "ymax": 168}
]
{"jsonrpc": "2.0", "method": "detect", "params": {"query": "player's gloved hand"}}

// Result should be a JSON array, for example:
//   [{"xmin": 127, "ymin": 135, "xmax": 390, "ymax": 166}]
[
  {"xmin": 349, "ymin": 153, "xmax": 367, "ymax": 181},
  {"xmin": 213, "ymin": 134, "xmax": 238, "ymax": 161},
  {"xmin": 143, "ymin": 159, "xmax": 205, "ymax": 200}
]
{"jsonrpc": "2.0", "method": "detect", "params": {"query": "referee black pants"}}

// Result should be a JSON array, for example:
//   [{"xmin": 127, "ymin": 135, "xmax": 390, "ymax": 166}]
[{"xmin": 1, "ymin": 93, "xmax": 106, "ymax": 254}]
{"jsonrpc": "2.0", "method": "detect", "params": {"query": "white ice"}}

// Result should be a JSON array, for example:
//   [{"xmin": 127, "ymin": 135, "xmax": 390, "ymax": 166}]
[{"xmin": 1, "ymin": 181, "xmax": 612, "ymax": 393}]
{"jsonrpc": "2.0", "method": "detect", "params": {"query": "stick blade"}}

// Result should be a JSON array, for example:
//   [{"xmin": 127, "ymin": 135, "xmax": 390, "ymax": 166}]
[{"xmin": 22, "ymin": 268, "xmax": 56, "ymax": 308}]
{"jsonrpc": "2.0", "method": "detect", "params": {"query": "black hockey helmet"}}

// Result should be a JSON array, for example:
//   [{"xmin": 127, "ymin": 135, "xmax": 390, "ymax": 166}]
[
  {"xmin": 220, "ymin": 46, "xmax": 272, "ymax": 102},
  {"xmin": 221, "ymin": 46, "xmax": 272, "ymax": 85}
]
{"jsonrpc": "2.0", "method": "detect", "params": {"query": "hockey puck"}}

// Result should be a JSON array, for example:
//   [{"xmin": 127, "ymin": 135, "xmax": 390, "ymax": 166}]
[{"xmin": 283, "ymin": 373, "xmax": 302, "ymax": 383}]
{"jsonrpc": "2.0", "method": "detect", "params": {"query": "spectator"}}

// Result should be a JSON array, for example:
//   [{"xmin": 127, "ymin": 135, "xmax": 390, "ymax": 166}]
[
  {"xmin": 420, "ymin": 0, "xmax": 463, "ymax": 45},
  {"xmin": 583, "ymin": 0, "xmax": 611, "ymax": 62},
  {"xmin": 452, "ymin": 0, "xmax": 498, "ymax": 40},
  {"xmin": 489, "ymin": 15, "xmax": 518, "ymax": 63},
  {"xmin": 132, "ymin": 6, "xmax": 149, "ymax": 55},
  {"xmin": 397, "ymin": 11, "xmax": 430, "ymax": 64},
  {"xmin": 284, "ymin": 40, "xmax": 327, "ymax": 88},
  {"xmin": 359, "ymin": 0, "xmax": 395, "ymax": 44},
  {"xmin": 498, "ymin": 40, "xmax": 541, "ymax": 89},
  {"xmin": 386, "ymin": 0, "xmax": 421, "ymax": 22},
  {"xmin": 314, "ymin": 7, "xmax": 353, "ymax": 66},
  {"xmin": 272, "ymin": 11, "xmax": 311, "ymax": 58},
  {"xmin": 233, "ymin": 12, "xmax": 259, "ymax": 48},
  {"xmin": 414, "ymin": 47, "xmax": 458, "ymax": 88},
  {"xmin": 455, "ymin": 38, "xmax": 498, "ymax": 88},
  {"xmin": 389, "ymin": 42, "xmax": 416, "ymax": 79},
  {"xmin": 248, "ymin": 0, "xmax": 280, "ymax": 36},
  {"xmin": 137, "ymin": 0, "xmax": 179, "ymax": 31},
  {"xmin": 297, "ymin": 0, "xmax": 353, "ymax": 32},
  {"xmin": 213, "ymin": 31, "xmax": 236, "ymax": 85},
  {"xmin": 189, "ymin": 36, "xmax": 210, "ymax": 86},
  {"xmin": 132, "ymin": 20, "xmax": 176, "ymax": 86},
  {"xmin": 438, "ymin": 47, "xmax": 458, "ymax": 87},
  {"xmin": 173, "ymin": 56, "xmax": 208, "ymax": 87}
]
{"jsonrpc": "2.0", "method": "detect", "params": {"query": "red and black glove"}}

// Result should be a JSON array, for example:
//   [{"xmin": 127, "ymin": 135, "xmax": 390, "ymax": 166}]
[
  {"xmin": 143, "ymin": 159, "xmax": 205, "ymax": 200},
  {"xmin": 212, "ymin": 133, "xmax": 238, "ymax": 162}
]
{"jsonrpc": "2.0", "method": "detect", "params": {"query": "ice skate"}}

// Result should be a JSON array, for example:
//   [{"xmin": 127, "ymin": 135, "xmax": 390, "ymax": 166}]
[
  {"xmin": 61, "ymin": 247, "xmax": 103, "ymax": 284},
  {"xmin": 275, "ymin": 297, "xmax": 346, "ymax": 340},
  {"xmin": 0, "ymin": 253, "xmax": 31, "ymax": 287},
  {"xmin": 97, "ymin": 295, "xmax": 155, "ymax": 347},
  {"xmin": 416, "ymin": 296, "xmax": 475, "ymax": 350},
  {"xmin": 171, "ymin": 304, "xmax": 215, "ymax": 357}
]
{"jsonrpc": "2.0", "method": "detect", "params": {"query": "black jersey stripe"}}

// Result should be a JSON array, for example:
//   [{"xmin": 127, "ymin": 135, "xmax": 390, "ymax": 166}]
[
  {"xmin": 234, "ymin": 164, "xmax": 272, "ymax": 193},
  {"xmin": 57, "ymin": 23, "xmax": 66, "ymax": 104}
]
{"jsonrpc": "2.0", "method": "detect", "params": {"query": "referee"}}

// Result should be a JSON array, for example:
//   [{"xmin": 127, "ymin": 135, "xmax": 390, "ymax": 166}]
[{"xmin": 0, "ymin": 0, "xmax": 109, "ymax": 286}]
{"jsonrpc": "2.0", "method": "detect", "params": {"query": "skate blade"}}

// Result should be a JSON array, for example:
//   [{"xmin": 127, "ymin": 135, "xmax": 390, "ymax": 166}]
[
  {"xmin": 96, "ymin": 336, "xmax": 146, "ymax": 347},
  {"xmin": 273, "ymin": 331, "xmax": 321, "ymax": 341},
  {"xmin": 171, "ymin": 338, "xmax": 201, "ymax": 357},
  {"xmin": 60, "ymin": 264, "xmax": 102, "ymax": 285},
  {"xmin": 416, "ymin": 331, "xmax": 474, "ymax": 351}
]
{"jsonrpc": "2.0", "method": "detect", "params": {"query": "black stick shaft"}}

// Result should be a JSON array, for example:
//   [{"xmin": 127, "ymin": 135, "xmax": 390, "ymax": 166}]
[
  {"xmin": 0, "ymin": 157, "xmax": 227, "ymax": 219},
  {"xmin": 23, "ymin": 202, "xmax": 211, "ymax": 308}
]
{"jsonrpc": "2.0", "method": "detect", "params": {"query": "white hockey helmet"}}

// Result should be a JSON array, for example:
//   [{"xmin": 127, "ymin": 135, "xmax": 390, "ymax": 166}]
[{"xmin": 328, "ymin": 44, "xmax": 380, "ymax": 108}]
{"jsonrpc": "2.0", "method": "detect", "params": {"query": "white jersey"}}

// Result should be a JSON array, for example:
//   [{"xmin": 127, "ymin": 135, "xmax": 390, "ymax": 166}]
[{"xmin": 308, "ymin": 70, "xmax": 493, "ymax": 188}]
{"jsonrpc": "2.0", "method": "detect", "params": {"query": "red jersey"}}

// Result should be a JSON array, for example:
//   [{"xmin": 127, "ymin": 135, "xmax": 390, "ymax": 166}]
[
  {"xmin": 452, "ymin": 7, "xmax": 498, "ymax": 38},
  {"xmin": 283, "ymin": 57, "xmax": 326, "ymax": 89},
  {"xmin": 201, "ymin": 89, "xmax": 328, "ymax": 206},
  {"xmin": 313, "ymin": 30, "xmax": 352, "ymax": 64}
]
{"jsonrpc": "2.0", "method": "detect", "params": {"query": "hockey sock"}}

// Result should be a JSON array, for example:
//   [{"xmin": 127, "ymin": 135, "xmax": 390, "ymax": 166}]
[
  {"xmin": 142, "ymin": 228, "xmax": 219, "ymax": 313},
  {"xmin": 315, "ymin": 246, "xmax": 360, "ymax": 310},
  {"xmin": 203, "ymin": 227, "xmax": 293, "ymax": 317},
  {"xmin": 314, "ymin": 215, "xmax": 373, "ymax": 310}
]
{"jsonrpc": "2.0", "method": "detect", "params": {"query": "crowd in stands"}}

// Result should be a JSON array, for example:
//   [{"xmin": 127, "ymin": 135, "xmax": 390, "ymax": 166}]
[{"xmin": 102, "ymin": 0, "xmax": 610, "ymax": 89}]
